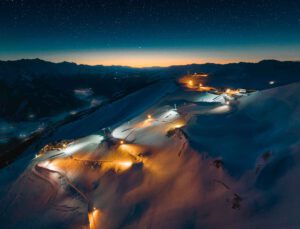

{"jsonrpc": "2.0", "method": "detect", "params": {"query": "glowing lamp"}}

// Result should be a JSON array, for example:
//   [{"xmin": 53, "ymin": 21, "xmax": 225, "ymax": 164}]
[
  {"xmin": 117, "ymin": 161, "xmax": 133, "ymax": 170},
  {"xmin": 174, "ymin": 124, "xmax": 183, "ymax": 128}
]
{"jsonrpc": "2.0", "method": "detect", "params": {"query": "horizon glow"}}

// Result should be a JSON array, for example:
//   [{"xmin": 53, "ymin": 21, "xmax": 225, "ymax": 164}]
[
  {"xmin": 0, "ymin": 0, "xmax": 299, "ymax": 67},
  {"xmin": 1, "ymin": 46, "xmax": 299, "ymax": 67}
]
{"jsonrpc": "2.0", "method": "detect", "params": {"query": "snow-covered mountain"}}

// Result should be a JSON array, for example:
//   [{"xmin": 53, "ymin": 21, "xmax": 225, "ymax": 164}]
[{"xmin": 1, "ymin": 74, "xmax": 300, "ymax": 228}]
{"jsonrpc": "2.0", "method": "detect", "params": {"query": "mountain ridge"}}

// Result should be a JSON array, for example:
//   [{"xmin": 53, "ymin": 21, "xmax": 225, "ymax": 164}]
[{"xmin": 1, "ymin": 58, "xmax": 299, "ymax": 70}]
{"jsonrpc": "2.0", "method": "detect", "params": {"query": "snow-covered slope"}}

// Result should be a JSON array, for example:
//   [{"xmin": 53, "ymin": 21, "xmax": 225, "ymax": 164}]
[
  {"xmin": 39, "ymin": 79, "xmax": 177, "ymax": 142},
  {"xmin": 1, "ymin": 81, "xmax": 300, "ymax": 229},
  {"xmin": 185, "ymin": 82, "xmax": 300, "ymax": 228},
  {"xmin": 0, "ymin": 80, "xmax": 177, "ymax": 190},
  {"xmin": 187, "ymin": 82, "xmax": 300, "ymax": 175}
]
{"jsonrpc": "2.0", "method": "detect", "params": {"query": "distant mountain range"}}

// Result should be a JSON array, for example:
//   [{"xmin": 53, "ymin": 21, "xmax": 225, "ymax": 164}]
[
  {"xmin": 1, "ymin": 58, "xmax": 299, "ymax": 87},
  {"xmin": 0, "ymin": 59, "xmax": 158, "ymax": 122},
  {"xmin": 0, "ymin": 58, "xmax": 162, "ymax": 83},
  {"xmin": 0, "ymin": 58, "xmax": 299, "ymax": 122}
]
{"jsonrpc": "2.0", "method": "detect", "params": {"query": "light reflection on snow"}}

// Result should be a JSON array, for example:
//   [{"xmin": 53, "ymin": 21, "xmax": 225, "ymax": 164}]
[
  {"xmin": 63, "ymin": 135, "xmax": 104, "ymax": 155},
  {"xmin": 208, "ymin": 105, "xmax": 231, "ymax": 114},
  {"xmin": 112, "ymin": 109, "xmax": 180, "ymax": 139}
]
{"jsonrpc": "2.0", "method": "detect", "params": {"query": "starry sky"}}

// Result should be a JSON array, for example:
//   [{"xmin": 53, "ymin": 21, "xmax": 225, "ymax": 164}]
[{"xmin": 0, "ymin": 0, "xmax": 299, "ymax": 67}]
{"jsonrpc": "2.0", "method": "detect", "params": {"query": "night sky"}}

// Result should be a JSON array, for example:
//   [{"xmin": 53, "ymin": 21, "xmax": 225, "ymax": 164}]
[{"xmin": 0, "ymin": 0, "xmax": 299, "ymax": 67}]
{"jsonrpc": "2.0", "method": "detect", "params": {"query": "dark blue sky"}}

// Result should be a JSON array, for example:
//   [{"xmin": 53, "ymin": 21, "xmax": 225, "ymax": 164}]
[{"xmin": 0, "ymin": 0, "xmax": 299, "ymax": 66}]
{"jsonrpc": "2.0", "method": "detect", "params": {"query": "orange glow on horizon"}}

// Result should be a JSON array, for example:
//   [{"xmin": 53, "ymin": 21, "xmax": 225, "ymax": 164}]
[
  {"xmin": 58, "ymin": 57, "xmax": 244, "ymax": 67},
  {"xmin": 39, "ymin": 50, "xmax": 268, "ymax": 67},
  {"xmin": 4, "ymin": 46, "xmax": 300, "ymax": 68}
]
